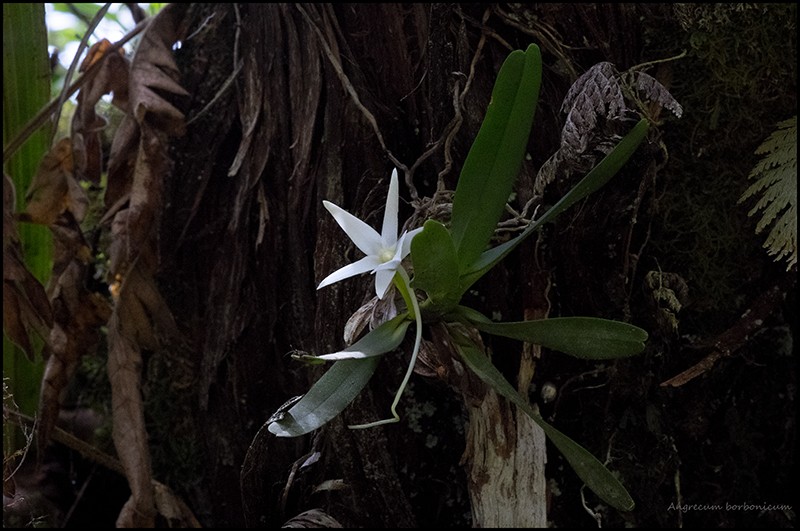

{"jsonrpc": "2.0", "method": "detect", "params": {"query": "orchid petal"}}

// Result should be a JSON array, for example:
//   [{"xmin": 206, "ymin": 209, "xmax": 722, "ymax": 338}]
[
  {"xmin": 373, "ymin": 258, "xmax": 401, "ymax": 272},
  {"xmin": 381, "ymin": 169, "xmax": 399, "ymax": 247},
  {"xmin": 375, "ymin": 268, "xmax": 397, "ymax": 299},
  {"xmin": 398, "ymin": 227, "xmax": 423, "ymax": 258},
  {"xmin": 323, "ymin": 200, "xmax": 382, "ymax": 256},
  {"xmin": 317, "ymin": 255, "xmax": 382, "ymax": 290}
]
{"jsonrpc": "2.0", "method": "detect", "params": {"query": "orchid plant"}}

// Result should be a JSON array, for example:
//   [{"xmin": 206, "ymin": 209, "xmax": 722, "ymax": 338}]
[
  {"xmin": 267, "ymin": 44, "xmax": 651, "ymax": 512},
  {"xmin": 312, "ymin": 168, "xmax": 424, "ymax": 429}
]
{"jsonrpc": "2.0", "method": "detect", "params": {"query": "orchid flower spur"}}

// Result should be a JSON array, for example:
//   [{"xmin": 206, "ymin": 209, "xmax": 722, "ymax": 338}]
[
  {"xmin": 317, "ymin": 168, "xmax": 422, "ymax": 299},
  {"xmin": 317, "ymin": 168, "xmax": 424, "ymax": 429}
]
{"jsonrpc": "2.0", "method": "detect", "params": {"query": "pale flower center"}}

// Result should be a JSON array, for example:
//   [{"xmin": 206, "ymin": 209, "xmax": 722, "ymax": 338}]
[{"xmin": 378, "ymin": 246, "xmax": 396, "ymax": 263}]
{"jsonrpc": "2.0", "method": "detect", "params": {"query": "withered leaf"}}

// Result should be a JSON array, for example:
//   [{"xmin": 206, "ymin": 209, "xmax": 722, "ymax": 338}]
[
  {"xmin": 153, "ymin": 482, "xmax": 202, "ymax": 528},
  {"xmin": 100, "ymin": 5, "xmax": 187, "ymax": 527},
  {"xmin": 560, "ymin": 62, "xmax": 628, "ymax": 160},
  {"xmin": 128, "ymin": 3, "xmax": 189, "ymax": 133},
  {"xmin": 107, "ymin": 297, "xmax": 156, "ymax": 529},
  {"xmin": 21, "ymin": 138, "xmax": 88, "ymax": 226},
  {"xmin": 536, "ymin": 61, "xmax": 681, "ymax": 192},
  {"xmin": 104, "ymin": 116, "xmax": 139, "ymax": 211},
  {"xmin": 3, "ymin": 174, "xmax": 52, "ymax": 359},
  {"xmin": 107, "ymin": 266, "xmax": 178, "ymax": 528},
  {"xmin": 71, "ymin": 39, "xmax": 130, "ymax": 184},
  {"xmin": 635, "ymin": 71, "xmax": 683, "ymax": 118},
  {"xmin": 37, "ymin": 215, "xmax": 111, "ymax": 457},
  {"xmin": 105, "ymin": 3, "xmax": 189, "ymax": 274}
]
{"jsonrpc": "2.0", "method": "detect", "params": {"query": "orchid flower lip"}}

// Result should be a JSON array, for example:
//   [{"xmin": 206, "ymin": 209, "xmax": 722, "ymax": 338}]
[{"xmin": 317, "ymin": 168, "xmax": 419, "ymax": 299}]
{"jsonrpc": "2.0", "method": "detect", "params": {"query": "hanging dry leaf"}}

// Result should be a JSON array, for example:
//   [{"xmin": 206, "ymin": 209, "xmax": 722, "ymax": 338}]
[
  {"xmin": 101, "ymin": 5, "xmax": 188, "ymax": 527},
  {"xmin": 104, "ymin": 116, "xmax": 139, "ymax": 212},
  {"xmin": 71, "ymin": 39, "xmax": 131, "ymax": 184},
  {"xmin": 128, "ymin": 5, "xmax": 189, "ymax": 133},
  {"xmin": 3, "ymin": 174, "xmax": 53, "ymax": 359},
  {"xmin": 79, "ymin": 38, "xmax": 131, "ymax": 110},
  {"xmin": 635, "ymin": 71, "xmax": 683, "ymax": 119},
  {"xmin": 536, "ymin": 61, "xmax": 681, "ymax": 195},
  {"xmin": 560, "ymin": 61, "xmax": 628, "ymax": 158},
  {"xmin": 106, "ymin": 2, "xmax": 189, "ymax": 274},
  {"xmin": 37, "ymin": 215, "xmax": 111, "ymax": 458},
  {"xmin": 107, "ymin": 298, "xmax": 157, "ymax": 528},
  {"xmin": 21, "ymin": 138, "xmax": 88, "ymax": 226},
  {"xmin": 106, "ymin": 265, "xmax": 178, "ymax": 528},
  {"xmin": 153, "ymin": 481, "xmax": 203, "ymax": 528}
]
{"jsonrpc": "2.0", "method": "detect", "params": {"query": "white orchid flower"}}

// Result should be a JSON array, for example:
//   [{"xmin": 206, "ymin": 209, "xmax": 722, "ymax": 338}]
[
  {"xmin": 317, "ymin": 168, "xmax": 422, "ymax": 299},
  {"xmin": 314, "ymin": 167, "xmax": 425, "ymax": 430}
]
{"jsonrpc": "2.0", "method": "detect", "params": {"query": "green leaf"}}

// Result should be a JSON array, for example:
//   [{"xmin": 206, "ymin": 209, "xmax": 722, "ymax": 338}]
[
  {"xmin": 450, "ymin": 327, "xmax": 635, "ymax": 511},
  {"xmin": 470, "ymin": 315, "xmax": 648, "ymax": 359},
  {"xmin": 450, "ymin": 44, "xmax": 542, "ymax": 270},
  {"xmin": 410, "ymin": 220, "xmax": 461, "ymax": 313},
  {"xmin": 269, "ymin": 314, "xmax": 411, "ymax": 436},
  {"xmin": 268, "ymin": 358, "xmax": 380, "ymax": 437},
  {"xmin": 3, "ymin": 3, "xmax": 52, "ymax": 448},
  {"xmin": 739, "ymin": 116, "xmax": 797, "ymax": 270},
  {"xmin": 315, "ymin": 313, "xmax": 411, "ymax": 360},
  {"xmin": 460, "ymin": 118, "xmax": 650, "ymax": 291}
]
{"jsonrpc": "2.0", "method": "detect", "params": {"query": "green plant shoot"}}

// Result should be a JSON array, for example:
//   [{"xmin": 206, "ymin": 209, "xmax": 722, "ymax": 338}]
[{"xmin": 267, "ymin": 42, "xmax": 651, "ymax": 512}]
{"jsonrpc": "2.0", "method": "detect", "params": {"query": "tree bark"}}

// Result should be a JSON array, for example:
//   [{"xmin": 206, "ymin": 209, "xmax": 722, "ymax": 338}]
[
  {"xmin": 156, "ymin": 3, "xmax": 666, "ymax": 527},
  {"xmin": 465, "ymin": 392, "xmax": 547, "ymax": 527}
]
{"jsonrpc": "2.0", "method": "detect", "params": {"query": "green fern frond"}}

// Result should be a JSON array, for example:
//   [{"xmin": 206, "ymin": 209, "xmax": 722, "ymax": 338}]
[{"xmin": 739, "ymin": 116, "xmax": 797, "ymax": 270}]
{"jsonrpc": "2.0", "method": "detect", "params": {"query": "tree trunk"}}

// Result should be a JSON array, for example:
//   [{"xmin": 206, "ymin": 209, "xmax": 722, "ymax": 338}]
[
  {"xmin": 161, "ymin": 4, "xmax": 648, "ymax": 527},
  {"xmin": 152, "ymin": 2, "xmax": 690, "ymax": 527}
]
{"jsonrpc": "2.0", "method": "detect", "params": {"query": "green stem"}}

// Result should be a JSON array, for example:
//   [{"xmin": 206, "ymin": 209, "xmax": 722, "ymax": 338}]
[{"xmin": 348, "ymin": 266, "xmax": 422, "ymax": 429}]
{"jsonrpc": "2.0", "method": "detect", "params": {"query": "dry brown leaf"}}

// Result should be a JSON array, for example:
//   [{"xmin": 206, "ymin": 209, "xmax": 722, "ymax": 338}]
[
  {"xmin": 536, "ymin": 61, "xmax": 681, "ymax": 194},
  {"xmin": 101, "ymin": 6, "xmax": 188, "ymax": 526},
  {"xmin": 3, "ymin": 174, "xmax": 53, "ymax": 359},
  {"xmin": 106, "ymin": 266, "xmax": 177, "ymax": 528},
  {"xmin": 2, "ymin": 281, "xmax": 52, "ymax": 361},
  {"xmin": 153, "ymin": 482, "xmax": 203, "ymax": 528},
  {"xmin": 21, "ymin": 138, "xmax": 88, "ymax": 226},
  {"xmin": 107, "ymin": 296, "xmax": 156, "ymax": 528},
  {"xmin": 635, "ymin": 71, "xmax": 683, "ymax": 119},
  {"xmin": 105, "ymin": 3, "xmax": 189, "ymax": 272},
  {"xmin": 104, "ymin": 116, "xmax": 139, "ymax": 211},
  {"xmin": 128, "ymin": 4, "xmax": 189, "ymax": 134},
  {"xmin": 560, "ymin": 62, "xmax": 628, "ymax": 160},
  {"xmin": 37, "ymin": 215, "xmax": 111, "ymax": 457},
  {"xmin": 71, "ymin": 39, "xmax": 130, "ymax": 184},
  {"xmin": 37, "ymin": 290, "xmax": 110, "ymax": 448}
]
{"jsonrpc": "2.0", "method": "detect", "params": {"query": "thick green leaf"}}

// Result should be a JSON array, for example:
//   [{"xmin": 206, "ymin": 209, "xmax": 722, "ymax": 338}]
[
  {"xmin": 470, "ymin": 316, "xmax": 647, "ymax": 359},
  {"xmin": 450, "ymin": 327, "xmax": 635, "ymax": 511},
  {"xmin": 410, "ymin": 220, "xmax": 461, "ymax": 313},
  {"xmin": 450, "ymin": 44, "xmax": 542, "ymax": 270},
  {"xmin": 3, "ymin": 3, "xmax": 52, "ymax": 443},
  {"xmin": 460, "ymin": 118, "xmax": 650, "ymax": 291},
  {"xmin": 268, "ymin": 358, "xmax": 380, "ymax": 437},
  {"xmin": 315, "ymin": 313, "xmax": 411, "ymax": 360},
  {"xmin": 269, "ymin": 314, "xmax": 411, "ymax": 436}
]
